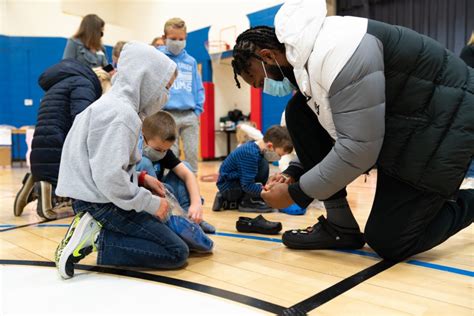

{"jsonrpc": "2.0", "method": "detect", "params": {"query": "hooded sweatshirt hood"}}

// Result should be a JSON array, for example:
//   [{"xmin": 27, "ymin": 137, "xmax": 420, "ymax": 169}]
[
  {"xmin": 111, "ymin": 41, "xmax": 177, "ymax": 117},
  {"xmin": 38, "ymin": 58, "xmax": 102, "ymax": 99},
  {"xmin": 56, "ymin": 42, "xmax": 177, "ymax": 216},
  {"xmin": 275, "ymin": 0, "xmax": 326, "ymax": 97}
]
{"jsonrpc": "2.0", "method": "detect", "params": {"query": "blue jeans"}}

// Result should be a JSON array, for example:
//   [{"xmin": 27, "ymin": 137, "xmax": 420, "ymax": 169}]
[
  {"xmin": 72, "ymin": 200, "xmax": 189, "ymax": 269},
  {"xmin": 136, "ymin": 157, "xmax": 192, "ymax": 211},
  {"xmin": 136, "ymin": 157, "xmax": 158, "ymax": 178}
]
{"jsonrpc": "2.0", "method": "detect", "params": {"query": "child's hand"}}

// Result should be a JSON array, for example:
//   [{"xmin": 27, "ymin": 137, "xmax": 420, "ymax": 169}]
[
  {"xmin": 188, "ymin": 203, "xmax": 203, "ymax": 224},
  {"xmin": 155, "ymin": 197, "xmax": 169, "ymax": 221},
  {"xmin": 144, "ymin": 175, "xmax": 165, "ymax": 197}
]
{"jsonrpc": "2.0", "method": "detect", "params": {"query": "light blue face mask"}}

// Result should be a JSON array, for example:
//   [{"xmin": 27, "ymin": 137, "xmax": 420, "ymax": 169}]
[{"xmin": 261, "ymin": 59, "xmax": 295, "ymax": 97}]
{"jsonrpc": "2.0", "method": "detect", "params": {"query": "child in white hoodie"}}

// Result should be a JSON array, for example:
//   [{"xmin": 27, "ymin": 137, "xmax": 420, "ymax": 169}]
[{"xmin": 54, "ymin": 42, "xmax": 187, "ymax": 279}]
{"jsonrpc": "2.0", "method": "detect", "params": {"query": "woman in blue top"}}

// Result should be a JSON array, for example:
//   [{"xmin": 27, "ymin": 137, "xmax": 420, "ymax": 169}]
[{"xmin": 63, "ymin": 14, "xmax": 108, "ymax": 68}]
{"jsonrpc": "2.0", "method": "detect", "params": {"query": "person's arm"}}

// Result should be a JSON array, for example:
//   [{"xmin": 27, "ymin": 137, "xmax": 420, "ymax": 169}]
[
  {"xmin": 101, "ymin": 46, "xmax": 109, "ymax": 67},
  {"xmin": 192, "ymin": 60, "xmax": 205, "ymax": 116},
  {"xmin": 87, "ymin": 122, "xmax": 164, "ymax": 216},
  {"xmin": 283, "ymin": 157, "xmax": 305, "ymax": 180},
  {"xmin": 289, "ymin": 34, "xmax": 386, "ymax": 206},
  {"xmin": 63, "ymin": 39, "xmax": 77, "ymax": 60},
  {"xmin": 171, "ymin": 162, "xmax": 202, "ymax": 223},
  {"xmin": 239, "ymin": 152, "xmax": 264, "ymax": 195}
]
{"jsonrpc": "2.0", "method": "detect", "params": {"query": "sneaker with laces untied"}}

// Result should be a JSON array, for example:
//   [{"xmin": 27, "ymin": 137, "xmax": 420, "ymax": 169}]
[{"xmin": 55, "ymin": 212, "xmax": 101, "ymax": 279}]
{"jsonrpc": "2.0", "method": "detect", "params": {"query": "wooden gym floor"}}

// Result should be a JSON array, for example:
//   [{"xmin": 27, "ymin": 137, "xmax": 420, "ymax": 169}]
[{"xmin": 0, "ymin": 162, "xmax": 472, "ymax": 315}]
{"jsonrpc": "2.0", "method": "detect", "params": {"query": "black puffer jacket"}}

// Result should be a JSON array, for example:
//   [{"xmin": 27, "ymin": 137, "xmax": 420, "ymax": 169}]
[
  {"xmin": 30, "ymin": 59, "xmax": 102, "ymax": 185},
  {"xmin": 460, "ymin": 45, "xmax": 474, "ymax": 68},
  {"xmin": 368, "ymin": 20, "xmax": 474, "ymax": 198}
]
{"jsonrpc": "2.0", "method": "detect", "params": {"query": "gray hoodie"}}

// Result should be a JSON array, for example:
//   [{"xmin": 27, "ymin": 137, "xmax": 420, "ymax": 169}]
[{"xmin": 56, "ymin": 42, "xmax": 177, "ymax": 215}]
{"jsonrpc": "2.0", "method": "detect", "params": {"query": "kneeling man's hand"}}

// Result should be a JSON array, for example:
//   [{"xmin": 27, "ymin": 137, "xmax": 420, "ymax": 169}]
[{"xmin": 261, "ymin": 182, "xmax": 294, "ymax": 209}]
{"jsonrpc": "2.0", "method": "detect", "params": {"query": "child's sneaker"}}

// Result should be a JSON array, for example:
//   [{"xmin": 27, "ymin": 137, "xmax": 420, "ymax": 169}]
[
  {"xmin": 55, "ymin": 212, "xmax": 101, "ymax": 279},
  {"xmin": 238, "ymin": 195, "xmax": 274, "ymax": 213},
  {"xmin": 199, "ymin": 220, "xmax": 216, "ymax": 234},
  {"xmin": 212, "ymin": 192, "xmax": 239, "ymax": 211}
]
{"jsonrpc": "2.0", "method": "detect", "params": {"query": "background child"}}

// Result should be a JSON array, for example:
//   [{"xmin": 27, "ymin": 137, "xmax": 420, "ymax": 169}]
[
  {"xmin": 14, "ymin": 59, "xmax": 108, "ymax": 220},
  {"xmin": 213, "ymin": 125, "xmax": 293, "ymax": 213},
  {"xmin": 235, "ymin": 121, "xmax": 263, "ymax": 146},
  {"xmin": 54, "ymin": 42, "xmax": 186, "ymax": 279},
  {"xmin": 158, "ymin": 17, "xmax": 205, "ymax": 173},
  {"xmin": 137, "ymin": 111, "xmax": 215, "ymax": 233}
]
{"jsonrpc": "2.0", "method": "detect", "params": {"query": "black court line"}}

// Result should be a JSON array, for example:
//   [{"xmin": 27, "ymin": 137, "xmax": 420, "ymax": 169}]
[
  {"xmin": 280, "ymin": 260, "xmax": 397, "ymax": 315},
  {"xmin": 0, "ymin": 258, "xmax": 397, "ymax": 315},
  {"xmin": 0, "ymin": 259, "xmax": 286, "ymax": 314}
]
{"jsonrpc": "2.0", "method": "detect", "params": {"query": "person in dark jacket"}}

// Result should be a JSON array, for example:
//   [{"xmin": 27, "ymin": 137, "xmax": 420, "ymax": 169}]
[
  {"xmin": 460, "ymin": 32, "xmax": 474, "ymax": 68},
  {"xmin": 231, "ymin": 0, "xmax": 474, "ymax": 262},
  {"xmin": 14, "ymin": 58, "xmax": 103, "ymax": 219},
  {"xmin": 459, "ymin": 31, "xmax": 474, "ymax": 188}
]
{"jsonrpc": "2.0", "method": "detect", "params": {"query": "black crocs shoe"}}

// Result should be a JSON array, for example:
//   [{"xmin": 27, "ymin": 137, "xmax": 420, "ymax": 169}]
[
  {"xmin": 236, "ymin": 215, "xmax": 282, "ymax": 235},
  {"xmin": 282, "ymin": 215, "xmax": 365, "ymax": 250}
]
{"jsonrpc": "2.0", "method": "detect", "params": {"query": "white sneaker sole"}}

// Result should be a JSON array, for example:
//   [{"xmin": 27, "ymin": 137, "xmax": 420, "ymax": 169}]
[{"xmin": 57, "ymin": 213, "xmax": 93, "ymax": 279}]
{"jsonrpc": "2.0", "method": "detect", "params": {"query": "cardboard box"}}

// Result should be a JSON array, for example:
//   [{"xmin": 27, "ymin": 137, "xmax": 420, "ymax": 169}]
[{"xmin": 0, "ymin": 146, "xmax": 12, "ymax": 166}]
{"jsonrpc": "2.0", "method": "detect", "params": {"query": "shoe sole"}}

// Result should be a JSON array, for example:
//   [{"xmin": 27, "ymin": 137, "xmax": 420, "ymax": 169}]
[
  {"xmin": 236, "ymin": 225, "xmax": 281, "ymax": 235},
  {"xmin": 282, "ymin": 236, "xmax": 365, "ymax": 250},
  {"xmin": 238, "ymin": 207, "xmax": 275, "ymax": 213},
  {"xmin": 57, "ymin": 213, "xmax": 92, "ymax": 279},
  {"xmin": 13, "ymin": 174, "xmax": 35, "ymax": 217}
]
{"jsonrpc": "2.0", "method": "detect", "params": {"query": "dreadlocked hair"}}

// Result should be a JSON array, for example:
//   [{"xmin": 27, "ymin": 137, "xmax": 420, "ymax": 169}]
[{"xmin": 232, "ymin": 26, "xmax": 285, "ymax": 88}]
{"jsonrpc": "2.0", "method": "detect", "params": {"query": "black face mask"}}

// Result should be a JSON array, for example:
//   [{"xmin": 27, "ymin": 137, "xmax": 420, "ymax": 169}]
[{"xmin": 266, "ymin": 64, "xmax": 298, "ymax": 89}]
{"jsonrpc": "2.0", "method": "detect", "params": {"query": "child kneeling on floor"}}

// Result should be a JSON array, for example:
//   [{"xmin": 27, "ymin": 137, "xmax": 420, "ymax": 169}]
[
  {"xmin": 212, "ymin": 125, "xmax": 293, "ymax": 213},
  {"xmin": 136, "ymin": 110, "xmax": 215, "ymax": 233},
  {"xmin": 54, "ymin": 42, "xmax": 188, "ymax": 279}
]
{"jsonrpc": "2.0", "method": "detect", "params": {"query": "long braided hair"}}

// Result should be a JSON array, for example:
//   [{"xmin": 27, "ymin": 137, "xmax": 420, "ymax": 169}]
[{"xmin": 231, "ymin": 26, "xmax": 285, "ymax": 88}]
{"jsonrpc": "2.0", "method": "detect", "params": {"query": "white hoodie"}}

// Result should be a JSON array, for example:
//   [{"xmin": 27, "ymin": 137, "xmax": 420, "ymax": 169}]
[
  {"xmin": 275, "ymin": 0, "xmax": 367, "ymax": 139},
  {"xmin": 56, "ymin": 42, "xmax": 177, "ymax": 215}
]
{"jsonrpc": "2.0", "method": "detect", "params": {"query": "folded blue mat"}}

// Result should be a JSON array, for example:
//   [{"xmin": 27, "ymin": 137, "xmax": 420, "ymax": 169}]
[{"xmin": 166, "ymin": 215, "xmax": 214, "ymax": 253}]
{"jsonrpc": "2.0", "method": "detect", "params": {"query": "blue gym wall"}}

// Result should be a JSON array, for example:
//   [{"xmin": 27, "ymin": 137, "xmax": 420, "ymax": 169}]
[
  {"xmin": 0, "ymin": 35, "xmax": 112, "ymax": 159},
  {"xmin": 0, "ymin": 4, "xmax": 283, "ymax": 159},
  {"xmin": 247, "ymin": 3, "xmax": 291, "ymax": 133}
]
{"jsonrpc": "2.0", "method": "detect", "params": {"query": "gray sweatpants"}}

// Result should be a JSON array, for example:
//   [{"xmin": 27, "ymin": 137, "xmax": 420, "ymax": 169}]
[{"xmin": 167, "ymin": 110, "xmax": 199, "ymax": 173}]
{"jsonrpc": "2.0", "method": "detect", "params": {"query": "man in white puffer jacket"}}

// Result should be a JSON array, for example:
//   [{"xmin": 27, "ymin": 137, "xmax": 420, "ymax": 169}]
[{"xmin": 231, "ymin": 0, "xmax": 474, "ymax": 262}]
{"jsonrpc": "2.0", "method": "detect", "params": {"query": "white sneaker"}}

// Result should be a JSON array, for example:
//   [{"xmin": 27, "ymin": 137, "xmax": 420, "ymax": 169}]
[{"xmin": 55, "ymin": 212, "xmax": 101, "ymax": 279}]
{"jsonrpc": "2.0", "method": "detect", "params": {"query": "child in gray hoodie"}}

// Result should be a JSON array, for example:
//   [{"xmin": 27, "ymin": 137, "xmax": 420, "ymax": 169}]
[{"xmin": 54, "ymin": 42, "xmax": 188, "ymax": 279}]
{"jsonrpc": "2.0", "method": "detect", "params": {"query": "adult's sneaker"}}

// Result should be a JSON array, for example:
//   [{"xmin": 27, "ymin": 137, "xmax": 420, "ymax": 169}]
[{"xmin": 55, "ymin": 212, "xmax": 101, "ymax": 279}]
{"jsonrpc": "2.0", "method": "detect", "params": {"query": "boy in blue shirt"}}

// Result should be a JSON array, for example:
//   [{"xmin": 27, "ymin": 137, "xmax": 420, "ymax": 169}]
[
  {"xmin": 157, "ymin": 17, "xmax": 204, "ymax": 173},
  {"xmin": 213, "ymin": 126, "xmax": 293, "ymax": 212}
]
